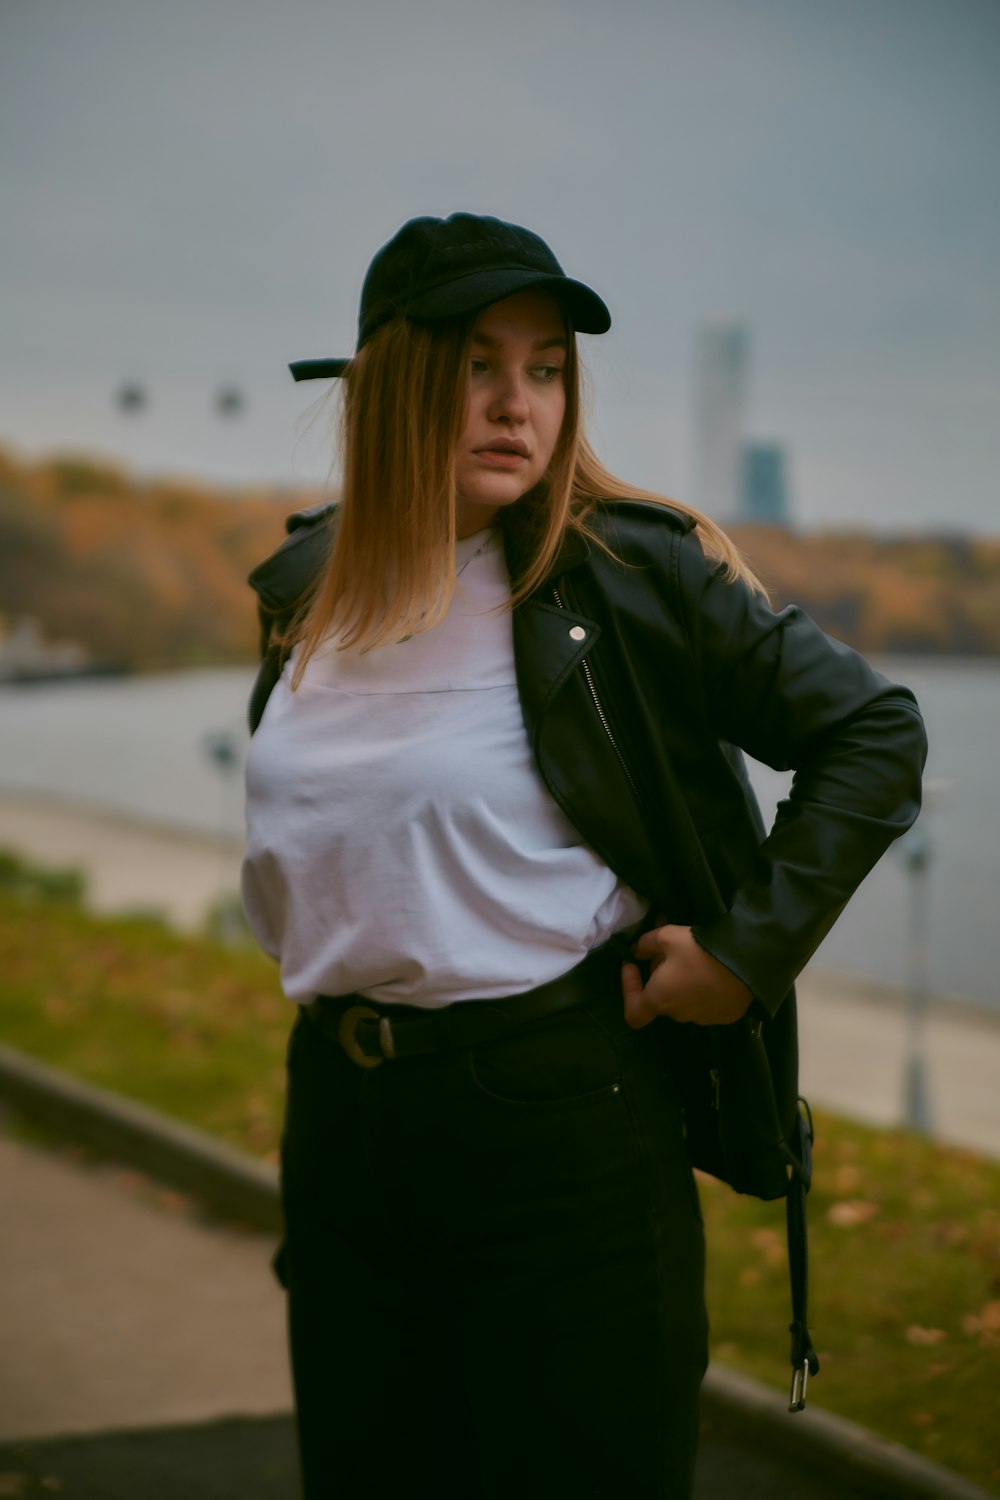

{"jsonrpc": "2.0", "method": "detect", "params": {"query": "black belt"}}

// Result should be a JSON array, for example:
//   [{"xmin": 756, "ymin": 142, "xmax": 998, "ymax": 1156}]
[{"xmin": 304, "ymin": 941, "xmax": 623, "ymax": 1069}]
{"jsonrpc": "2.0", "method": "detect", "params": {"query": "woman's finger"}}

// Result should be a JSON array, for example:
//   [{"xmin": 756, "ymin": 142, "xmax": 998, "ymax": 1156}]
[
  {"xmin": 622, "ymin": 961, "xmax": 656, "ymax": 1029},
  {"xmin": 632, "ymin": 929, "xmax": 665, "ymax": 960}
]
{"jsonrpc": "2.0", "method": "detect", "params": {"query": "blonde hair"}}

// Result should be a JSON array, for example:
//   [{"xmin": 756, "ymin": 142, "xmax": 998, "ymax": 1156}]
[{"xmin": 287, "ymin": 311, "xmax": 762, "ymax": 678}]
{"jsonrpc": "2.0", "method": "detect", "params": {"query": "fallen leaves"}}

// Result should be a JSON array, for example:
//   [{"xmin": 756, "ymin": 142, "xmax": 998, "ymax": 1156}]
[
  {"xmin": 826, "ymin": 1199, "xmax": 880, "ymax": 1227},
  {"xmin": 979, "ymin": 1301, "xmax": 1000, "ymax": 1330},
  {"xmin": 833, "ymin": 1163, "xmax": 861, "ymax": 1194},
  {"xmin": 931, "ymin": 1220, "xmax": 969, "ymax": 1248},
  {"xmin": 750, "ymin": 1227, "xmax": 786, "ymax": 1265},
  {"xmin": 906, "ymin": 1325, "xmax": 947, "ymax": 1346},
  {"xmin": 961, "ymin": 1301, "xmax": 1000, "ymax": 1347}
]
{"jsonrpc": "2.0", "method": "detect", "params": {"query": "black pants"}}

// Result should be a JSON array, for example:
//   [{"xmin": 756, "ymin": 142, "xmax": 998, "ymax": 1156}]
[{"xmin": 278, "ymin": 978, "xmax": 708, "ymax": 1499}]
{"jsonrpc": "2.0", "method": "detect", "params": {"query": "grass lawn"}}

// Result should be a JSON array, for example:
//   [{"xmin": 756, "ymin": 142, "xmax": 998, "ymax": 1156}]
[{"xmin": 1, "ymin": 882, "xmax": 998, "ymax": 1493}]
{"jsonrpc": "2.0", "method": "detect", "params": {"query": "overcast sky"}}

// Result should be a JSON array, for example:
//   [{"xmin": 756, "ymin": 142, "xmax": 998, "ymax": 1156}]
[{"xmin": 2, "ymin": 0, "xmax": 998, "ymax": 532}]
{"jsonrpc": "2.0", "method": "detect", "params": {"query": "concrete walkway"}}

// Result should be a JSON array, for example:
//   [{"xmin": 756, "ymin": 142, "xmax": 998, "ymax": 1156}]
[
  {"xmin": 0, "ymin": 793, "xmax": 243, "ymax": 934},
  {"xmin": 0, "ymin": 1111, "xmax": 296, "ymax": 1498},
  {"xmin": 0, "ymin": 1115, "xmax": 290, "ymax": 1445}
]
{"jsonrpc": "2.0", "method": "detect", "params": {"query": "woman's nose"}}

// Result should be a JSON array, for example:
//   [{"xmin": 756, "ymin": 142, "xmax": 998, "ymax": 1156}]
[{"xmin": 488, "ymin": 372, "xmax": 530, "ymax": 422}]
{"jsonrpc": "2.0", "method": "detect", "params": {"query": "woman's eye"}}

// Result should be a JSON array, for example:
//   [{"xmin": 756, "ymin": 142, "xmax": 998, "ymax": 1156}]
[
  {"xmin": 533, "ymin": 364, "xmax": 563, "ymax": 383},
  {"xmin": 470, "ymin": 358, "xmax": 489, "ymax": 374}
]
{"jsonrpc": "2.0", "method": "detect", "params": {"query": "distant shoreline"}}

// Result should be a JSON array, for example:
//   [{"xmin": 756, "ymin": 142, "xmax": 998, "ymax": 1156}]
[
  {"xmin": 0, "ymin": 666, "xmax": 130, "ymax": 686},
  {"xmin": 2, "ymin": 648, "xmax": 999, "ymax": 686},
  {"xmin": 3, "ymin": 445, "xmax": 1000, "ymax": 669}
]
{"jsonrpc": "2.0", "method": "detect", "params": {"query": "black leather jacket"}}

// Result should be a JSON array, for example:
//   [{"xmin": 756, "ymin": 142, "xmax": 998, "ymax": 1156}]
[{"xmin": 248, "ymin": 497, "xmax": 927, "ymax": 1037}]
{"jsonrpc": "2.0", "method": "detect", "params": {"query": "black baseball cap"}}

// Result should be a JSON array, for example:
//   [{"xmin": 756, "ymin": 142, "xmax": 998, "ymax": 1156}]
[{"xmin": 289, "ymin": 212, "xmax": 611, "ymax": 381}]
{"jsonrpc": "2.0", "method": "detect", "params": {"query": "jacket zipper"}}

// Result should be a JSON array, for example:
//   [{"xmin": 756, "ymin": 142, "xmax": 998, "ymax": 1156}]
[{"xmin": 551, "ymin": 585, "xmax": 643, "ymax": 805}]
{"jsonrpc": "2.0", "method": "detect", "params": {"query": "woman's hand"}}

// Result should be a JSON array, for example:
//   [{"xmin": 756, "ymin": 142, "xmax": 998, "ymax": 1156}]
[{"xmin": 621, "ymin": 924, "xmax": 753, "ymax": 1028}]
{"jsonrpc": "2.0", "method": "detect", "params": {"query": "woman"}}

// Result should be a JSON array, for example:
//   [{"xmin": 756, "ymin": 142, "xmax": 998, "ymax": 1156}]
[{"xmin": 242, "ymin": 212, "xmax": 926, "ymax": 1499}]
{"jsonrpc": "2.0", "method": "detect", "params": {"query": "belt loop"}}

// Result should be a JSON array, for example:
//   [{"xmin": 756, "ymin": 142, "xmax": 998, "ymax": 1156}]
[{"xmin": 378, "ymin": 1016, "xmax": 398, "ymax": 1060}]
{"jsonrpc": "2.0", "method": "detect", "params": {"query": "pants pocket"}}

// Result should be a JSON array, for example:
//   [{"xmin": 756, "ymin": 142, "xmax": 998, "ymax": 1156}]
[{"xmin": 465, "ymin": 1010, "xmax": 624, "ymax": 1109}]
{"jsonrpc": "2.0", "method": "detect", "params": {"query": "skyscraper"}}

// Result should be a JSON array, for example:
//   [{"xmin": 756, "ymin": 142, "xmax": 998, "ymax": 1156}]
[
  {"xmin": 692, "ymin": 322, "xmax": 748, "ymax": 524},
  {"xmin": 741, "ymin": 442, "xmax": 789, "ymax": 524}
]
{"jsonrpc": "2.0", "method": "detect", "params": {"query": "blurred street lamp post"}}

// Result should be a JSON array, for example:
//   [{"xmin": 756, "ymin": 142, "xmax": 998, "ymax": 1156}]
[
  {"xmin": 900, "ymin": 821, "xmax": 933, "ymax": 1136},
  {"xmin": 896, "ymin": 776, "xmax": 953, "ymax": 1136}
]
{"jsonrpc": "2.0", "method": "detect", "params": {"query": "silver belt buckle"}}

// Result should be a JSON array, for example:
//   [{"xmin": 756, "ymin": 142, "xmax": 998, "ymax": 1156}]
[{"xmin": 338, "ymin": 1004, "xmax": 385, "ymax": 1068}]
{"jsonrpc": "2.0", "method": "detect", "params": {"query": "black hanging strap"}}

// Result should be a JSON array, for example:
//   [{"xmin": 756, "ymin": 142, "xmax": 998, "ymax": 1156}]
[{"xmin": 786, "ymin": 1099, "xmax": 820, "ymax": 1410}]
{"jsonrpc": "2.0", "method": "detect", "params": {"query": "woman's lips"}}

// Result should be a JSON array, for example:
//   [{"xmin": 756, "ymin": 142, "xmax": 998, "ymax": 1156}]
[{"xmin": 474, "ymin": 447, "xmax": 529, "ymax": 467}]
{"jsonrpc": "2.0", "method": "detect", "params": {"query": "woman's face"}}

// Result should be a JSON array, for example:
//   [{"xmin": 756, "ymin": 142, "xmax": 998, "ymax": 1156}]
[{"xmin": 454, "ymin": 289, "xmax": 568, "ymax": 537}]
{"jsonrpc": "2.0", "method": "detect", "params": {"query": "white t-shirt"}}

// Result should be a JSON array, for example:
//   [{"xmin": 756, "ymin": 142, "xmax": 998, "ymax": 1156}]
[{"xmin": 241, "ymin": 528, "xmax": 647, "ymax": 1007}]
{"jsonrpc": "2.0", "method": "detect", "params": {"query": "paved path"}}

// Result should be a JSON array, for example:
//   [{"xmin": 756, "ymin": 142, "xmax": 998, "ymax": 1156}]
[
  {"xmin": 0, "ymin": 1416, "xmax": 876, "ymax": 1500},
  {"xmin": 0, "ymin": 794, "xmax": 242, "ymax": 934},
  {"xmin": 797, "ymin": 973, "xmax": 1000, "ymax": 1160},
  {"xmin": 0, "ymin": 1115, "xmax": 919, "ymax": 1500},
  {"xmin": 0, "ymin": 1115, "xmax": 291, "ymax": 1443}
]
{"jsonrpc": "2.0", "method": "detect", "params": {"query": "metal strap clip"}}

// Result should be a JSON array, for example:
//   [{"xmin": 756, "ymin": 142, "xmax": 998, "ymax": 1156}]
[{"xmin": 788, "ymin": 1360, "xmax": 809, "ymax": 1412}]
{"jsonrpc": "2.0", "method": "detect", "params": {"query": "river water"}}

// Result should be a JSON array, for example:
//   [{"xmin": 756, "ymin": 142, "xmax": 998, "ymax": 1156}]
[{"xmin": 0, "ymin": 658, "xmax": 997, "ymax": 1011}]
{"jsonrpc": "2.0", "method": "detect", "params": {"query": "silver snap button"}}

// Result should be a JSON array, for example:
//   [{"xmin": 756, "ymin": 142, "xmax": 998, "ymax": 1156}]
[
  {"xmin": 612, "ymin": 1084, "xmax": 621, "ymax": 1094},
  {"xmin": 569, "ymin": 625, "xmax": 586, "ymax": 642}
]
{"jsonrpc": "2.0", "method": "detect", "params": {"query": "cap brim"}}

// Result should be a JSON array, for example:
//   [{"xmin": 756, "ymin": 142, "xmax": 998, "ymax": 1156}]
[
  {"xmin": 289, "ymin": 358, "xmax": 351, "ymax": 382},
  {"xmin": 407, "ymin": 270, "xmax": 611, "ymax": 334},
  {"xmin": 289, "ymin": 268, "xmax": 610, "ymax": 380}
]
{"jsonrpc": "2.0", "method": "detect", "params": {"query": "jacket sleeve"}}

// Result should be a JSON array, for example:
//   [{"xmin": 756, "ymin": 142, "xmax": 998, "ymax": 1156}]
[{"xmin": 679, "ymin": 536, "xmax": 928, "ymax": 1014}]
